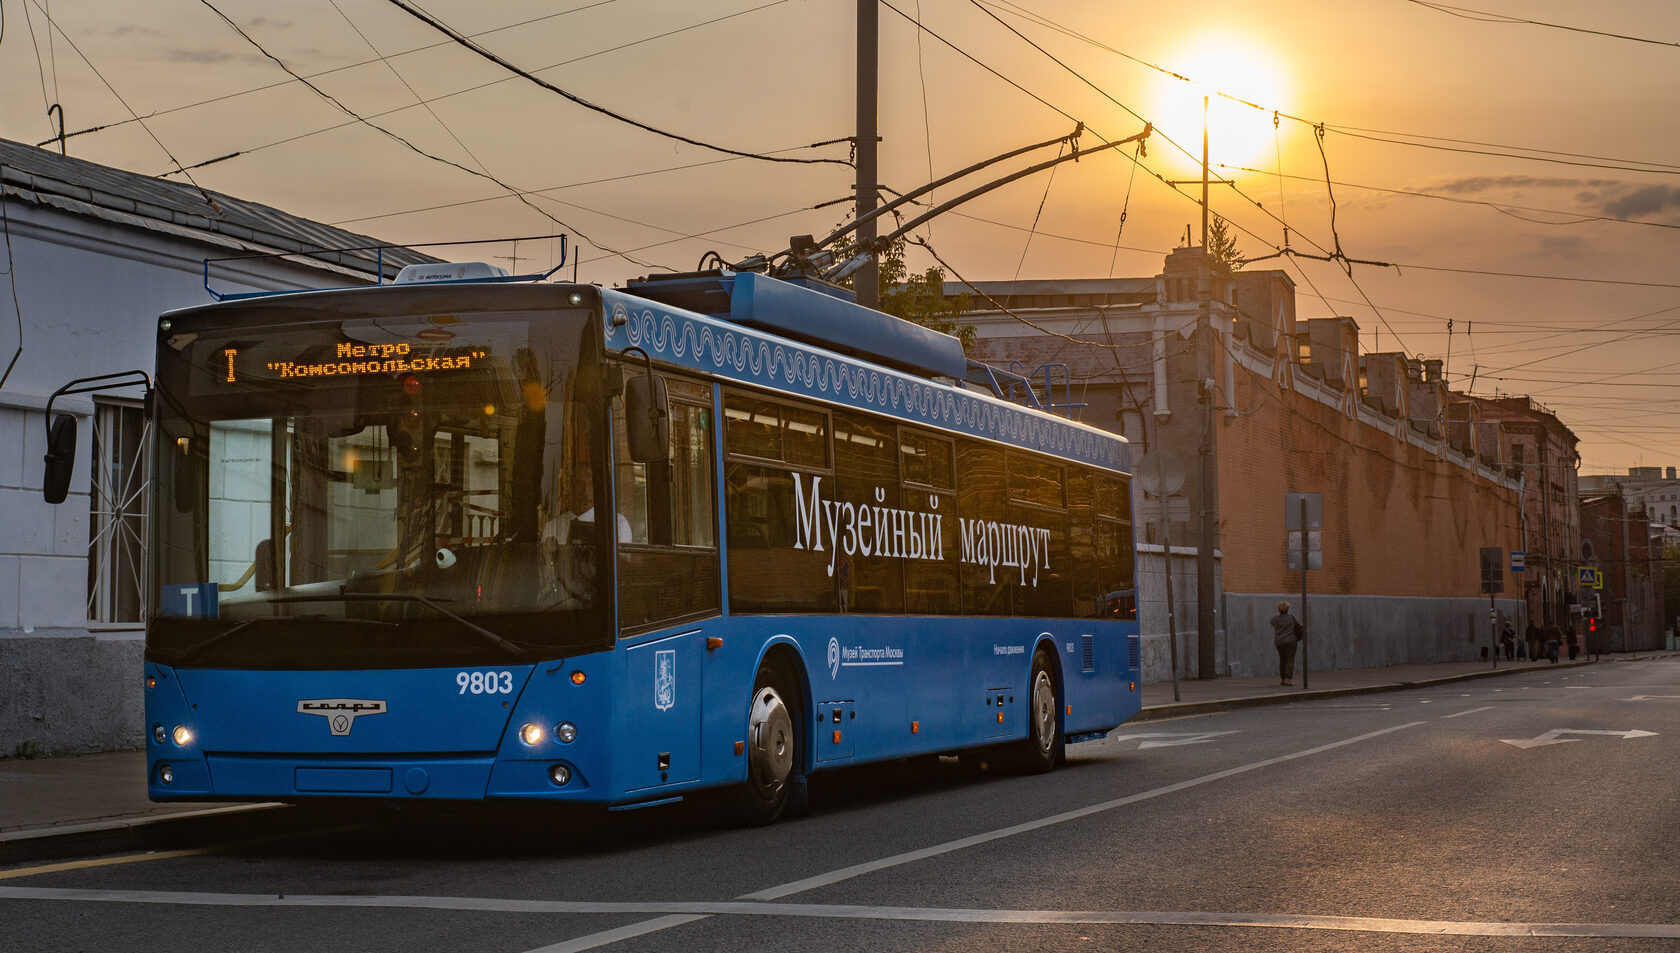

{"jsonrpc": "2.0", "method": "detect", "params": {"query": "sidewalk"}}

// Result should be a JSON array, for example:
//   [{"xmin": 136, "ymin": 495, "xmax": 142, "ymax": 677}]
[{"xmin": 1, "ymin": 652, "xmax": 1660, "ymax": 865}]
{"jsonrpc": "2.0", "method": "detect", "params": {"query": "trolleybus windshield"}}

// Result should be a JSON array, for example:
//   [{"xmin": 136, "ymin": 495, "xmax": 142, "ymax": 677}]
[{"xmin": 147, "ymin": 307, "xmax": 610, "ymax": 669}]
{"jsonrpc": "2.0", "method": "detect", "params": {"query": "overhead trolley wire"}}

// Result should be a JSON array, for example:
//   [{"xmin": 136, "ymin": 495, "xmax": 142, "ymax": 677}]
[
  {"xmin": 978, "ymin": 0, "xmax": 1680, "ymax": 176},
  {"xmin": 1218, "ymin": 165, "xmax": 1680, "ymax": 231},
  {"xmin": 381, "ymin": 0, "xmax": 849, "ymax": 167},
  {"xmin": 200, "ymin": 0, "xmax": 661, "ymax": 270},
  {"xmin": 1402, "ymin": 0, "xmax": 1680, "ymax": 49},
  {"xmin": 25, "ymin": 1, "xmax": 222, "ymax": 210}
]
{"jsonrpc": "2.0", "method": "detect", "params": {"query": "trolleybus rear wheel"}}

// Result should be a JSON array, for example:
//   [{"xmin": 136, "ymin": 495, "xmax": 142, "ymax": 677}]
[
  {"xmin": 732, "ymin": 661, "xmax": 800, "ymax": 825},
  {"xmin": 1014, "ymin": 648, "xmax": 1062, "ymax": 774}
]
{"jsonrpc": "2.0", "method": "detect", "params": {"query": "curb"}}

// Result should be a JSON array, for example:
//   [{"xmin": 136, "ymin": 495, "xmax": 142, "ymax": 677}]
[
  {"xmin": 0, "ymin": 803, "xmax": 288, "ymax": 868},
  {"xmin": 1132, "ymin": 656, "xmax": 1599, "ymax": 723}
]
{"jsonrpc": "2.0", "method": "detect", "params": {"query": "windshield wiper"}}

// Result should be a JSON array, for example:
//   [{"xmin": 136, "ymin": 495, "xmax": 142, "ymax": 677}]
[
  {"xmin": 169, "ymin": 614, "xmax": 399, "ymax": 666},
  {"xmin": 268, "ymin": 593, "xmax": 532, "ymax": 661}
]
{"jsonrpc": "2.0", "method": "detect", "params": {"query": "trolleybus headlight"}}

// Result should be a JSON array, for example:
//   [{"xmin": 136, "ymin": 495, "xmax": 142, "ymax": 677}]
[
  {"xmin": 152, "ymin": 724, "xmax": 167, "ymax": 745},
  {"xmin": 519, "ymin": 723, "xmax": 545, "ymax": 746},
  {"xmin": 555, "ymin": 722, "xmax": 577, "ymax": 744},
  {"xmin": 549, "ymin": 764, "xmax": 572, "ymax": 786},
  {"xmin": 172, "ymin": 725, "xmax": 193, "ymax": 747},
  {"xmin": 158, "ymin": 764, "xmax": 174, "ymax": 785}
]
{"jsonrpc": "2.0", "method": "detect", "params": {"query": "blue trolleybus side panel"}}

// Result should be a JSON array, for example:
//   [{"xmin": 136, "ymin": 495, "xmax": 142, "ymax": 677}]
[{"xmin": 141, "ymin": 278, "xmax": 1141, "ymax": 808}]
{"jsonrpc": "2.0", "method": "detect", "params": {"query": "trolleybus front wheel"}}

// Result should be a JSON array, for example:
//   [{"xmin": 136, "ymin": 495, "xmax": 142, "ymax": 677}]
[
  {"xmin": 731, "ymin": 661, "xmax": 802, "ymax": 825},
  {"xmin": 1013, "ymin": 648, "xmax": 1062, "ymax": 774}
]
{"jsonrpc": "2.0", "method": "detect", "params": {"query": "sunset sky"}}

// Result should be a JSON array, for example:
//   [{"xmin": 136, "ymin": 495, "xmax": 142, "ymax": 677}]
[{"xmin": 2, "ymin": 0, "xmax": 1676, "ymax": 474}]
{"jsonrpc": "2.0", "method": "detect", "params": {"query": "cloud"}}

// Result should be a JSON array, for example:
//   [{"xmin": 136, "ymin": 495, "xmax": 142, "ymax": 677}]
[
  {"xmin": 1427, "ymin": 176, "xmax": 1680, "ymax": 223},
  {"xmin": 1431, "ymin": 175, "xmax": 1617, "ymax": 195},
  {"xmin": 1537, "ymin": 235, "xmax": 1586, "ymax": 258},
  {"xmin": 165, "ymin": 48, "xmax": 241, "ymax": 64},
  {"xmin": 1600, "ymin": 185, "xmax": 1680, "ymax": 219}
]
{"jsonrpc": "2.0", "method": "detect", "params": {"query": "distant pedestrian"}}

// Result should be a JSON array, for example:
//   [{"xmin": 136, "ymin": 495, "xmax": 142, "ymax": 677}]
[
  {"xmin": 1523, "ymin": 621, "xmax": 1540, "ymax": 661},
  {"xmin": 1271, "ymin": 601, "xmax": 1304, "ymax": 686},
  {"xmin": 1565, "ymin": 619, "xmax": 1580, "ymax": 660},
  {"xmin": 1543, "ymin": 622, "xmax": 1564, "ymax": 663},
  {"xmin": 1501, "ymin": 622, "xmax": 1516, "ymax": 660}
]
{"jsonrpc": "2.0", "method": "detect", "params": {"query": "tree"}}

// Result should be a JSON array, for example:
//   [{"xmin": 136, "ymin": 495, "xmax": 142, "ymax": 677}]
[
  {"xmin": 831, "ymin": 236, "xmax": 976, "ymax": 350},
  {"xmin": 1207, "ymin": 214, "xmax": 1242, "ymax": 274}
]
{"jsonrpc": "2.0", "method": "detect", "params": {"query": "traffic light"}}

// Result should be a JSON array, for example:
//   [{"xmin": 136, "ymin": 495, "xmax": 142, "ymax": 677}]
[{"xmin": 1589, "ymin": 616, "xmax": 1598, "ymax": 635}]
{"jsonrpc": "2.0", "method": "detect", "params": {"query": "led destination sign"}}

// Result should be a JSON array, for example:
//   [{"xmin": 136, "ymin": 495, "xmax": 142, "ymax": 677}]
[{"xmin": 216, "ymin": 340, "xmax": 489, "ymax": 385}]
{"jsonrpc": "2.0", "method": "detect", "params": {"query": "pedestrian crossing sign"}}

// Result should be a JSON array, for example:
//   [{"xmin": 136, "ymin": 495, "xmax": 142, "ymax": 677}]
[{"xmin": 1577, "ymin": 567, "xmax": 1602, "ymax": 589}]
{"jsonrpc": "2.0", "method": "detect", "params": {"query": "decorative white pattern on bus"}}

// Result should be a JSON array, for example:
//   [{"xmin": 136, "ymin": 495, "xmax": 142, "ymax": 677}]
[{"xmin": 604, "ymin": 296, "xmax": 1125, "ymax": 471}]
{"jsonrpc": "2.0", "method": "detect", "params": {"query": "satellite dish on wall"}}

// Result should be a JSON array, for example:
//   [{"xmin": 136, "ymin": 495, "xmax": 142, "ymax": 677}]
[{"xmin": 1134, "ymin": 449, "xmax": 1185, "ymax": 498}]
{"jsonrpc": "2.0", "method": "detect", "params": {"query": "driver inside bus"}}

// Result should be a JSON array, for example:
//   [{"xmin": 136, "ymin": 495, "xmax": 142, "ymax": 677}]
[{"xmin": 539, "ymin": 466, "xmax": 630, "ymax": 608}]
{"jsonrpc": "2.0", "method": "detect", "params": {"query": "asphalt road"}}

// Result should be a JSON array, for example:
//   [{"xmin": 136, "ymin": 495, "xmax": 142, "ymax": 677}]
[{"xmin": 6, "ymin": 659, "xmax": 1679, "ymax": 952}]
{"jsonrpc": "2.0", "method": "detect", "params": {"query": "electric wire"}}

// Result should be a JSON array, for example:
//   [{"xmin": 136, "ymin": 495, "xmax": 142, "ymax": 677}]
[
  {"xmin": 914, "ymin": 0, "xmax": 936, "ymax": 237},
  {"xmin": 1108, "ymin": 141, "xmax": 1143, "ymax": 278},
  {"xmin": 327, "ymin": 144, "xmax": 822, "ymax": 228},
  {"xmin": 1403, "ymin": 0, "xmax": 1680, "ymax": 49},
  {"xmin": 381, "ymin": 0, "xmax": 849, "ymax": 167},
  {"xmin": 1218, "ymin": 165, "xmax": 1680, "ymax": 231},
  {"xmin": 157, "ymin": 1, "xmax": 798, "ymax": 179},
  {"xmin": 25, "ymin": 0, "xmax": 222, "ymax": 209},
  {"xmin": 911, "ymin": 235, "xmax": 1191, "ymax": 365},
  {"xmin": 40, "ymin": 1, "xmax": 771, "ymax": 150},
  {"xmin": 980, "ymin": 0, "xmax": 1680, "ymax": 176},
  {"xmin": 328, "ymin": 0, "xmax": 493, "ymax": 178},
  {"xmin": 198, "ymin": 0, "xmax": 658, "ymax": 269}
]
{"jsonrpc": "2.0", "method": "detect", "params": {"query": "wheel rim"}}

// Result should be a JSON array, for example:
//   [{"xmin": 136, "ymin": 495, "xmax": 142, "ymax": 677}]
[
  {"xmin": 1030, "ymin": 669, "xmax": 1056, "ymax": 755},
  {"xmin": 746, "ymin": 686, "xmax": 794, "ymax": 799}
]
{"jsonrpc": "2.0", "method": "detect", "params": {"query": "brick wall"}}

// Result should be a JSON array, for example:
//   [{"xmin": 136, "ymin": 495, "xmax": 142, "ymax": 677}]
[{"xmin": 1220, "ymin": 363, "xmax": 1524, "ymax": 600}]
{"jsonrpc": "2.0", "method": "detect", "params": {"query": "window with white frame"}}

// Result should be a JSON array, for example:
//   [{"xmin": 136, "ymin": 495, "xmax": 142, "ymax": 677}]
[{"xmin": 87, "ymin": 399, "xmax": 149, "ymax": 625}]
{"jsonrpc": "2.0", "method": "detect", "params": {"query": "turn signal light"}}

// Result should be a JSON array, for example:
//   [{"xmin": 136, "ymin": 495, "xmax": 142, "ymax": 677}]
[
  {"xmin": 172, "ymin": 725, "xmax": 193, "ymax": 747},
  {"xmin": 570, "ymin": 671, "xmax": 586, "ymax": 685},
  {"xmin": 520, "ymin": 723, "xmax": 544, "ymax": 746}
]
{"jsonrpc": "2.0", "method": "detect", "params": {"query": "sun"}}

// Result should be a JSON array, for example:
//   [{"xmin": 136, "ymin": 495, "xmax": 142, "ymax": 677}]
[{"xmin": 1151, "ymin": 36, "xmax": 1288, "ymax": 176}]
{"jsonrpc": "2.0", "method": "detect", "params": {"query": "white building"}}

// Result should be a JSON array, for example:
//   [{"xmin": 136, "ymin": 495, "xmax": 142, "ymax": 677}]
[
  {"xmin": 0, "ymin": 139, "xmax": 435, "ymax": 755},
  {"xmin": 1581, "ymin": 466, "xmax": 1680, "ymax": 531}
]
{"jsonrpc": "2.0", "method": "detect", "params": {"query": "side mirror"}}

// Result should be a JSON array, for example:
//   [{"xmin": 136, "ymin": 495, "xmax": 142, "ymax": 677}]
[
  {"xmin": 624, "ymin": 372, "xmax": 670, "ymax": 463},
  {"xmin": 42, "ymin": 414, "xmax": 78, "ymax": 504}
]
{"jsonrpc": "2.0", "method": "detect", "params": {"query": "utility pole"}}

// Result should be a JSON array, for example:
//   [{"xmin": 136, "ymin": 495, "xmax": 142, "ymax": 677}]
[
  {"xmin": 1194, "ymin": 97, "xmax": 1218, "ymax": 678},
  {"xmin": 1165, "ymin": 98, "xmax": 1232, "ymax": 678},
  {"xmin": 854, "ymin": 0, "xmax": 879, "ymax": 310}
]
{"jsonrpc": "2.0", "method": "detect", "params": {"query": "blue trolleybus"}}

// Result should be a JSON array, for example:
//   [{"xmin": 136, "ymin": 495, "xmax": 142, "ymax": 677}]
[{"xmin": 123, "ymin": 264, "xmax": 1139, "ymax": 823}]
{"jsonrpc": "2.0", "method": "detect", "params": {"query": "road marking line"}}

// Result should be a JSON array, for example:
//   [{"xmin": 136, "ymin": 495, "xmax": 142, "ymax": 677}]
[
  {"xmin": 739, "ymin": 721, "xmax": 1426, "ymax": 904},
  {"xmin": 1502, "ymin": 728, "xmax": 1658, "ymax": 749},
  {"xmin": 2, "ymin": 888, "xmax": 1674, "ymax": 940},
  {"xmin": 1440, "ymin": 707, "xmax": 1494, "ymax": 719},
  {"xmin": 0, "ymin": 723, "xmax": 1427, "ymax": 952},
  {"xmin": 0, "ymin": 848, "xmax": 215, "ymax": 881}
]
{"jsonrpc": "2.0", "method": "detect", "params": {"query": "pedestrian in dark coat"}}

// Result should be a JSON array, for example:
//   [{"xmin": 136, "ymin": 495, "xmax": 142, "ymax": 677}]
[
  {"xmin": 1543, "ymin": 622, "xmax": 1564, "ymax": 663},
  {"xmin": 1271, "ymin": 601, "xmax": 1303, "ymax": 686}
]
